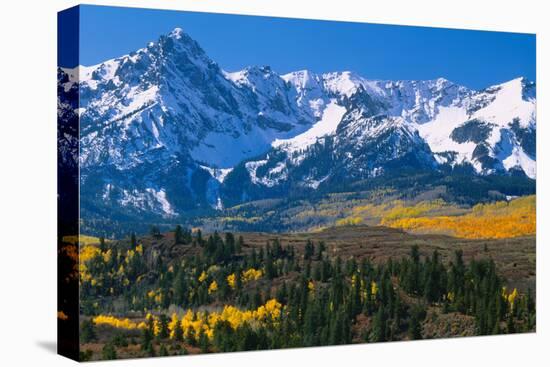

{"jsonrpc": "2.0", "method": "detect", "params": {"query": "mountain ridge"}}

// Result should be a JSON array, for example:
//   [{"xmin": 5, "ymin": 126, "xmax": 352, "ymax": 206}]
[{"xmin": 58, "ymin": 27, "xmax": 536, "ymax": 225}]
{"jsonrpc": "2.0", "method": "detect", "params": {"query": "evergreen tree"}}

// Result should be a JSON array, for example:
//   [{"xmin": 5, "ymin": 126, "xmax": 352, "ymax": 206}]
[
  {"xmin": 99, "ymin": 236, "xmax": 106, "ymax": 252},
  {"xmin": 225, "ymin": 232, "xmax": 236, "ymax": 255},
  {"xmin": 316, "ymin": 241, "xmax": 326, "ymax": 261},
  {"xmin": 199, "ymin": 330, "xmax": 210, "ymax": 353},
  {"xmin": 506, "ymin": 314, "xmax": 516, "ymax": 334},
  {"xmin": 145, "ymin": 341, "xmax": 155, "ymax": 357},
  {"xmin": 408, "ymin": 309, "xmax": 423, "ymax": 340},
  {"xmin": 80, "ymin": 320, "xmax": 96, "ymax": 343},
  {"xmin": 371, "ymin": 305, "xmax": 386, "ymax": 342},
  {"xmin": 304, "ymin": 240, "xmax": 314, "ymax": 260},
  {"xmin": 174, "ymin": 225, "xmax": 184, "ymax": 244},
  {"xmin": 173, "ymin": 268, "xmax": 187, "ymax": 306},
  {"xmin": 159, "ymin": 343, "xmax": 169, "ymax": 357},
  {"xmin": 130, "ymin": 232, "xmax": 137, "ymax": 248},
  {"xmin": 236, "ymin": 235, "xmax": 244, "ymax": 253},
  {"xmin": 174, "ymin": 322, "xmax": 184, "ymax": 342},
  {"xmin": 150, "ymin": 225, "xmax": 162, "ymax": 239},
  {"xmin": 158, "ymin": 314, "xmax": 169, "ymax": 339},
  {"xmin": 102, "ymin": 343, "xmax": 117, "ymax": 360}
]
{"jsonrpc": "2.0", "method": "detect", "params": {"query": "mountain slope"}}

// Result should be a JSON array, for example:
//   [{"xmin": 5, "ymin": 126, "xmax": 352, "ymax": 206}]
[{"xmin": 57, "ymin": 28, "xmax": 536, "ymax": 229}]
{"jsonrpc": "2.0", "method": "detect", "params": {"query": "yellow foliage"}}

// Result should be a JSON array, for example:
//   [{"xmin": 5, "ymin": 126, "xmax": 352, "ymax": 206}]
[
  {"xmin": 388, "ymin": 197, "xmax": 535, "ymax": 239},
  {"xmin": 79, "ymin": 245, "xmax": 102, "ymax": 284},
  {"xmin": 227, "ymin": 273, "xmax": 236, "ymax": 289},
  {"xmin": 218, "ymin": 216, "xmax": 261, "ymax": 223},
  {"xmin": 93, "ymin": 315, "xmax": 146, "ymax": 330},
  {"xmin": 164, "ymin": 299, "xmax": 283, "ymax": 341},
  {"xmin": 198, "ymin": 271, "xmax": 207, "ymax": 283},
  {"xmin": 63, "ymin": 234, "xmax": 102, "ymax": 245},
  {"xmin": 57, "ymin": 311, "xmax": 68, "ymax": 320},
  {"xmin": 80, "ymin": 245, "xmax": 101, "ymax": 263},
  {"xmin": 371, "ymin": 281, "xmax": 378, "ymax": 296},
  {"xmin": 168, "ymin": 313, "xmax": 179, "ymax": 339},
  {"xmin": 125, "ymin": 249, "xmax": 135, "ymax": 263},
  {"xmin": 336, "ymin": 216, "xmax": 363, "ymax": 226},
  {"xmin": 506, "ymin": 288, "xmax": 519, "ymax": 310},
  {"xmin": 242, "ymin": 268, "xmax": 263, "ymax": 282},
  {"xmin": 338, "ymin": 195, "xmax": 535, "ymax": 239},
  {"xmin": 208, "ymin": 280, "xmax": 218, "ymax": 294},
  {"xmin": 102, "ymin": 249, "xmax": 112, "ymax": 263},
  {"xmin": 147, "ymin": 289, "xmax": 164, "ymax": 304}
]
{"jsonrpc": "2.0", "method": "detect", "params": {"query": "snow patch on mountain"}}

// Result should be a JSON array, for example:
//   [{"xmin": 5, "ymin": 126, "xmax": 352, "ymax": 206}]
[
  {"xmin": 416, "ymin": 106, "xmax": 473, "ymax": 162},
  {"xmin": 472, "ymin": 77, "xmax": 535, "ymax": 128},
  {"xmin": 119, "ymin": 188, "xmax": 177, "ymax": 217},
  {"xmin": 244, "ymin": 158, "xmax": 288, "ymax": 187},
  {"xmin": 322, "ymin": 71, "xmax": 385, "ymax": 98},
  {"xmin": 200, "ymin": 165, "xmax": 234, "ymax": 183},
  {"xmin": 272, "ymin": 100, "xmax": 346, "ymax": 154}
]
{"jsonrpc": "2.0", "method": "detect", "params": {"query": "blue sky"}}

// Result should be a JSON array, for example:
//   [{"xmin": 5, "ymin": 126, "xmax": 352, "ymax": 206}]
[{"xmin": 64, "ymin": 5, "xmax": 535, "ymax": 90}]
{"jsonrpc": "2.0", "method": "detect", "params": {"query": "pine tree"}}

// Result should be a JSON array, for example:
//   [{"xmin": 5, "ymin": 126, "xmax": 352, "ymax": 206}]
[
  {"xmin": 174, "ymin": 322, "xmax": 184, "ymax": 342},
  {"xmin": 316, "ymin": 241, "xmax": 326, "ymax": 261},
  {"xmin": 225, "ymin": 232, "xmax": 235, "ymax": 255},
  {"xmin": 196, "ymin": 229, "xmax": 203, "ymax": 244},
  {"xmin": 407, "ymin": 245, "xmax": 421, "ymax": 295},
  {"xmin": 99, "ymin": 236, "xmax": 106, "ymax": 252},
  {"xmin": 371, "ymin": 305, "xmax": 386, "ymax": 342},
  {"xmin": 130, "ymin": 232, "xmax": 137, "ymax": 248},
  {"xmin": 146, "ymin": 340, "xmax": 155, "ymax": 357},
  {"xmin": 236, "ymin": 235, "xmax": 244, "ymax": 253},
  {"xmin": 304, "ymin": 240, "xmax": 314, "ymax": 260},
  {"xmin": 158, "ymin": 314, "xmax": 169, "ymax": 339},
  {"xmin": 102, "ymin": 343, "xmax": 117, "ymax": 360},
  {"xmin": 408, "ymin": 310, "xmax": 422, "ymax": 340},
  {"xmin": 173, "ymin": 268, "xmax": 187, "ymax": 306},
  {"xmin": 265, "ymin": 252, "xmax": 276, "ymax": 279},
  {"xmin": 141, "ymin": 327, "xmax": 153, "ymax": 351},
  {"xmin": 80, "ymin": 319, "xmax": 96, "ymax": 343},
  {"xmin": 506, "ymin": 314, "xmax": 516, "ymax": 334},
  {"xmin": 198, "ymin": 330, "xmax": 210, "ymax": 353},
  {"xmin": 150, "ymin": 225, "xmax": 162, "ymax": 239},
  {"xmin": 174, "ymin": 225, "xmax": 183, "ymax": 244},
  {"xmin": 330, "ymin": 310, "xmax": 344, "ymax": 345}
]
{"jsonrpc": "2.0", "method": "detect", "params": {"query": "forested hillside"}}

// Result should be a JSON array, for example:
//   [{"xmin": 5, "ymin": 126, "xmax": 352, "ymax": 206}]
[{"xmin": 61, "ymin": 226, "xmax": 535, "ymax": 360}]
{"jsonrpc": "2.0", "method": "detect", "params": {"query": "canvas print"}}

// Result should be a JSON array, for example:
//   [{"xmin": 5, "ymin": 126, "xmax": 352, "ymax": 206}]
[{"xmin": 57, "ymin": 5, "xmax": 536, "ymax": 361}]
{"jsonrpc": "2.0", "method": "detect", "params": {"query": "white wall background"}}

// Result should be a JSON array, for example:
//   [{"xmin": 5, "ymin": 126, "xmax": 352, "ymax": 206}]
[{"xmin": 0, "ymin": 0, "xmax": 547, "ymax": 365}]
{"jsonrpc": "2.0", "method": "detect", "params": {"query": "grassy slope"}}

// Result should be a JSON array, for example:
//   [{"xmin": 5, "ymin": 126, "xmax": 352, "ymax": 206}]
[{"xmin": 335, "ymin": 195, "xmax": 536, "ymax": 239}]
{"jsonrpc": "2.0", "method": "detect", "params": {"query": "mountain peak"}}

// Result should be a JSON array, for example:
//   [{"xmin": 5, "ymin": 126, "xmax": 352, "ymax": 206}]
[
  {"xmin": 433, "ymin": 77, "xmax": 452, "ymax": 85},
  {"xmin": 282, "ymin": 69, "xmax": 320, "ymax": 88},
  {"xmin": 168, "ymin": 27, "xmax": 185, "ymax": 39},
  {"xmin": 244, "ymin": 65, "xmax": 274, "ymax": 76},
  {"xmin": 485, "ymin": 76, "xmax": 535, "ymax": 101}
]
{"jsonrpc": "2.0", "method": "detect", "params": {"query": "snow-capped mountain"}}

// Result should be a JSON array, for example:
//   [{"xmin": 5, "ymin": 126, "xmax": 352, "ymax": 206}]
[
  {"xmin": 58, "ymin": 28, "xmax": 536, "ymax": 221},
  {"xmin": 234, "ymin": 73, "xmax": 536, "ymax": 202}
]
